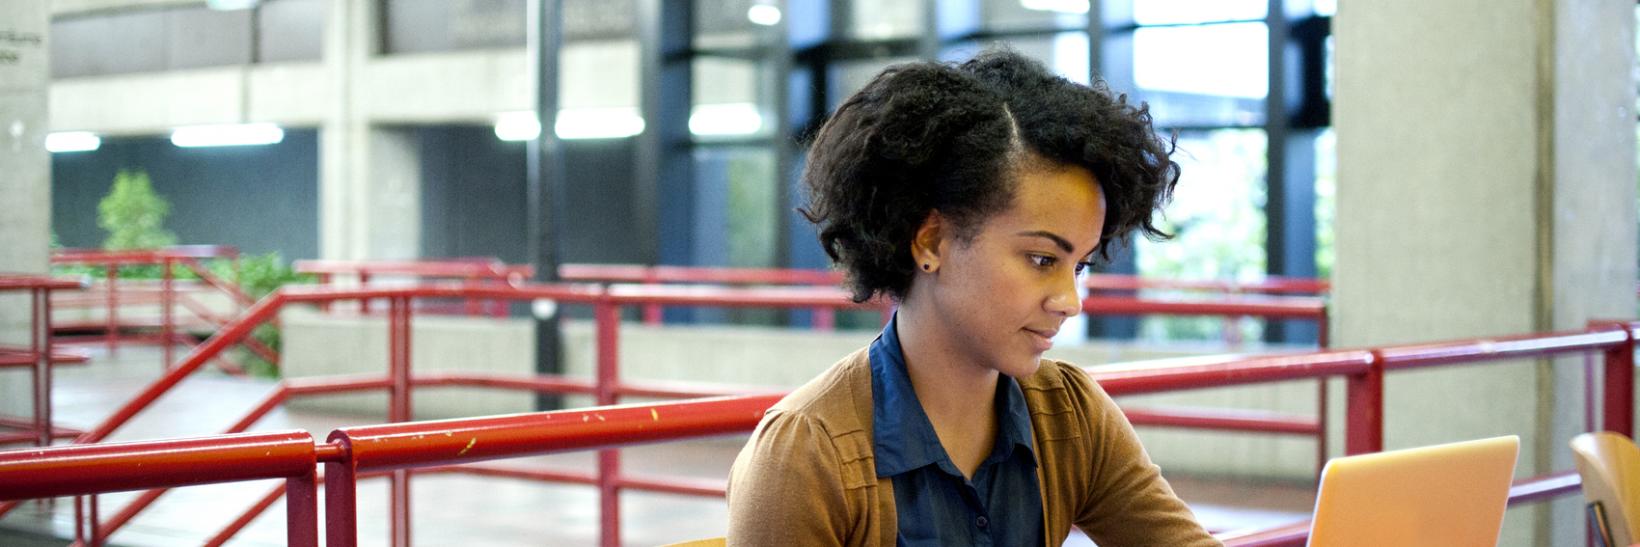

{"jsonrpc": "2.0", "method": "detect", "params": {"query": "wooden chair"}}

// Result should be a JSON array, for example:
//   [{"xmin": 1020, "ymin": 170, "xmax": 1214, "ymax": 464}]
[{"xmin": 1570, "ymin": 431, "xmax": 1640, "ymax": 547}]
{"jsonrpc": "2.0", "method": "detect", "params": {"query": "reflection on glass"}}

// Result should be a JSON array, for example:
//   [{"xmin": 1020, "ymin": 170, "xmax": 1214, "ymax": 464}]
[
  {"xmin": 1133, "ymin": 23, "xmax": 1267, "ymax": 99},
  {"xmin": 849, "ymin": 0, "xmax": 922, "ymax": 39},
  {"xmin": 1135, "ymin": 129, "xmax": 1267, "ymax": 342},
  {"xmin": 1132, "ymin": 0, "xmax": 1264, "ymax": 25}
]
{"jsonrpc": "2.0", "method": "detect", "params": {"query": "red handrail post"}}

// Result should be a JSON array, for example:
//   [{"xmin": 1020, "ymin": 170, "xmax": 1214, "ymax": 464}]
[
  {"xmin": 814, "ymin": 308, "xmax": 836, "ymax": 331},
  {"xmin": 287, "ymin": 468, "xmax": 320, "ymax": 547},
  {"xmin": 1343, "ymin": 351, "xmax": 1384, "ymax": 455},
  {"xmin": 594, "ymin": 296, "xmax": 622, "ymax": 547},
  {"xmin": 359, "ymin": 273, "xmax": 372, "ymax": 314},
  {"xmin": 324, "ymin": 437, "xmax": 360, "ymax": 547},
  {"xmin": 31, "ymin": 288, "xmax": 52, "ymax": 449},
  {"xmin": 1602, "ymin": 322, "xmax": 1635, "ymax": 437},
  {"xmin": 105, "ymin": 263, "xmax": 117, "ymax": 354},
  {"xmin": 642, "ymin": 268, "xmax": 663, "ymax": 325},
  {"xmin": 317, "ymin": 273, "xmax": 332, "ymax": 312},
  {"xmin": 388, "ymin": 296, "xmax": 413, "ymax": 547},
  {"xmin": 162, "ymin": 255, "xmax": 175, "ymax": 369}
]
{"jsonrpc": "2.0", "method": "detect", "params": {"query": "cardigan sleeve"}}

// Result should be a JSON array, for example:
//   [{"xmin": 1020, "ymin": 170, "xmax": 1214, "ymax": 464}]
[
  {"xmin": 1066, "ymin": 369, "xmax": 1223, "ymax": 547},
  {"xmin": 726, "ymin": 408, "xmax": 854, "ymax": 547}
]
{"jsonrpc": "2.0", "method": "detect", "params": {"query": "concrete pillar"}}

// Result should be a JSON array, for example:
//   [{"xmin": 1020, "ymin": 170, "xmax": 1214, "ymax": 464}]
[
  {"xmin": 0, "ymin": 3, "xmax": 50, "ymax": 416},
  {"xmin": 320, "ymin": 0, "xmax": 420, "ymax": 260},
  {"xmin": 1333, "ymin": 1, "xmax": 1636, "ymax": 544}
]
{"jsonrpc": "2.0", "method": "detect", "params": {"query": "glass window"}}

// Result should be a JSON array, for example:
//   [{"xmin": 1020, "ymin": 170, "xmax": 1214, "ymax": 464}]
[
  {"xmin": 1135, "ymin": 128, "xmax": 1268, "ymax": 341},
  {"xmin": 693, "ymin": 56, "xmax": 778, "ymax": 139},
  {"xmin": 981, "ymin": 0, "xmax": 1088, "ymax": 32},
  {"xmin": 827, "ymin": 56, "xmax": 918, "ymax": 109},
  {"xmin": 696, "ymin": 0, "xmax": 784, "ymax": 50},
  {"xmin": 1131, "ymin": 0, "xmax": 1264, "ymax": 25},
  {"xmin": 941, "ymin": 32, "xmax": 1090, "ymax": 85},
  {"xmin": 1109, "ymin": 21, "xmax": 1266, "ymax": 126},
  {"xmin": 1133, "ymin": 22, "xmax": 1266, "ymax": 98},
  {"xmin": 848, "ymin": 0, "xmax": 922, "ymax": 40},
  {"xmin": 557, "ymin": 40, "xmax": 642, "ymax": 139},
  {"xmin": 1312, "ymin": 0, "xmax": 1336, "ymax": 17}
]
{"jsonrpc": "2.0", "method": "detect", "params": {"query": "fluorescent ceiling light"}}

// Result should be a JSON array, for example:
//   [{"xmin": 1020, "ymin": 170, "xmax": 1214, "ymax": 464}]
[
  {"xmin": 555, "ymin": 107, "xmax": 645, "ymax": 140},
  {"xmin": 689, "ymin": 103, "xmax": 764, "ymax": 137},
  {"xmin": 46, "ymin": 131, "xmax": 100, "ymax": 153},
  {"xmin": 1020, "ymin": 0, "xmax": 1089, "ymax": 14},
  {"xmin": 494, "ymin": 111, "xmax": 541, "ymax": 141},
  {"xmin": 171, "ymin": 123, "xmax": 284, "ymax": 148},
  {"xmin": 747, "ymin": 4, "xmax": 782, "ymax": 26}
]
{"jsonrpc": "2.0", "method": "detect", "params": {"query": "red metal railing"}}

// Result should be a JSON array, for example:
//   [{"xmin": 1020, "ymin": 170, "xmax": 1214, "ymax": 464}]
[
  {"xmin": 50, "ymin": 247, "xmax": 263, "ymax": 372},
  {"xmin": 0, "ymin": 430, "xmax": 323, "ymax": 547},
  {"xmin": 0, "ymin": 276, "xmax": 1334, "ymax": 544},
  {"xmin": 293, "ymin": 258, "xmax": 531, "ymax": 316},
  {"xmin": 0, "ymin": 275, "xmax": 89, "ymax": 448},
  {"xmin": 0, "ymin": 318, "xmax": 1632, "ymax": 546},
  {"xmin": 299, "ymin": 259, "xmax": 1330, "ymax": 331}
]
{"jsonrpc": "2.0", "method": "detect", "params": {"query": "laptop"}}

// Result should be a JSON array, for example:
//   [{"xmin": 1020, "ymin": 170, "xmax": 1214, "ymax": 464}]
[{"xmin": 1307, "ymin": 435, "xmax": 1520, "ymax": 547}]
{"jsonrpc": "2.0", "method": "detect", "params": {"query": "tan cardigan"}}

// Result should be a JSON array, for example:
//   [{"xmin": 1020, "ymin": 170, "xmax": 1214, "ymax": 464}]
[{"xmin": 726, "ymin": 348, "xmax": 1221, "ymax": 547}]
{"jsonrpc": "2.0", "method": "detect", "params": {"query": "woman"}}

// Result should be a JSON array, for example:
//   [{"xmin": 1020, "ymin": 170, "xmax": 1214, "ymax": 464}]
[{"xmin": 726, "ymin": 49, "xmax": 1220, "ymax": 547}]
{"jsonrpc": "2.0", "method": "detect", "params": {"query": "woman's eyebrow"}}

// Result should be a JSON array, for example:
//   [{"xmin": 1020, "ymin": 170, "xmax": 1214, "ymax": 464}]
[{"xmin": 1014, "ymin": 230, "xmax": 1075, "ymax": 254}]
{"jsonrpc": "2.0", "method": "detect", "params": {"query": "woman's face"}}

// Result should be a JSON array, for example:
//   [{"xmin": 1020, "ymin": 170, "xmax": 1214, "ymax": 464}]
[{"xmin": 923, "ymin": 162, "xmax": 1106, "ymax": 379}]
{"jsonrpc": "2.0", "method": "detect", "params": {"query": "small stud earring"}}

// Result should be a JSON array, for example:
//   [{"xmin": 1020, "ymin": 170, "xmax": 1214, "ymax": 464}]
[{"xmin": 921, "ymin": 263, "xmax": 931, "ymax": 271}]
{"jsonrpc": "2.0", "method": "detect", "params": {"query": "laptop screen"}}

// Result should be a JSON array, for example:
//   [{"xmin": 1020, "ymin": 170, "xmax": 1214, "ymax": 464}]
[{"xmin": 1307, "ymin": 436, "xmax": 1520, "ymax": 547}]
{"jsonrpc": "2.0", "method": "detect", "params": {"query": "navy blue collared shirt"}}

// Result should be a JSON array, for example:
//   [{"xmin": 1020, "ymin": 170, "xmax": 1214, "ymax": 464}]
[{"xmin": 870, "ymin": 315, "xmax": 1046, "ymax": 547}]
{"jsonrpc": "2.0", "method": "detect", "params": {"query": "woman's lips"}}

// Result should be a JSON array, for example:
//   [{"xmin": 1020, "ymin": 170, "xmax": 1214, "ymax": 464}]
[{"xmin": 1025, "ymin": 327, "xmax": 1057, "ymax": 352}]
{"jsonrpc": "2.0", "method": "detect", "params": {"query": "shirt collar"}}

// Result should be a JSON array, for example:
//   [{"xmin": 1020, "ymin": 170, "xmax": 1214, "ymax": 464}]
[{"xmin": 870, "ymin": 314, "xmax": 1037, "ymax": 478}]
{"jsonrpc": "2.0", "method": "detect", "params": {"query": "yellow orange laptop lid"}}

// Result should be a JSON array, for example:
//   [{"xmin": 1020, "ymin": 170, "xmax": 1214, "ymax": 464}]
[{"xmin": 1307, "ymin": 435, "xmax": 1519, "ymax": 547}]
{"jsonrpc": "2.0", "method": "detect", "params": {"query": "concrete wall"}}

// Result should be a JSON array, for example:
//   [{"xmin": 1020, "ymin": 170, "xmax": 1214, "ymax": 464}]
[
  {"xmin": 0, "ymin": 1, "xmax": 52, "ymax": 418},
  {"xmin": 1333, "ymin": 0, "xmax": 1637, "ymax": 544}
]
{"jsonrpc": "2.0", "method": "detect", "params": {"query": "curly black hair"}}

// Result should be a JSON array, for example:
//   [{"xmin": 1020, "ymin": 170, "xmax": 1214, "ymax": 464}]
[{"xmin": 800, "ymin": 48, "xmax": 1180, "ymax": 303}]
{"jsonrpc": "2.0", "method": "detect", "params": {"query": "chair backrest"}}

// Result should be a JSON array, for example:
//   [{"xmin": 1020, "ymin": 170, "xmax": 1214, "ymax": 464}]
[
  {"xmin": 1570, "ymin": 431, "xmax": 1640, "ymax": 547},
  {"xmin": 658, "ymin": 537, "xmax": 725, "ymax": 547}
]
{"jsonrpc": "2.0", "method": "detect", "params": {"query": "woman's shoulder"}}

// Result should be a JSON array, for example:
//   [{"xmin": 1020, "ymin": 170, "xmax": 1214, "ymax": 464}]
[{"xmin": 1020, "ymin": 358, "xmax": 1106, "ymax": 401}]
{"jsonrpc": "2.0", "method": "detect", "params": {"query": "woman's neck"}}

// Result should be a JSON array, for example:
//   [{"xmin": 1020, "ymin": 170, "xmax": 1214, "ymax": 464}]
[{"xmin": 895, "ymin": 302, "xmax": 999, "ymax": 476}]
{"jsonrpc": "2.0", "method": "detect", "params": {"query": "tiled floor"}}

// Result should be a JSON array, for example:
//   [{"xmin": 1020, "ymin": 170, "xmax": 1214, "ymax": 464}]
[{"xmin": 1, "ymin": 344, "xmax": 1312, "ymax": 546}]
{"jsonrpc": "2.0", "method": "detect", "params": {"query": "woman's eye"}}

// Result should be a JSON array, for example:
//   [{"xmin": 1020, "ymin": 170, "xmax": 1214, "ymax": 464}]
[
  {"xmin": 1074, "ymin": 261, "xmax": 1094, "ymax": 276},
  {"xmin": 1029, "ymin": 255, "xmax": 1056, "ymax": 268}
]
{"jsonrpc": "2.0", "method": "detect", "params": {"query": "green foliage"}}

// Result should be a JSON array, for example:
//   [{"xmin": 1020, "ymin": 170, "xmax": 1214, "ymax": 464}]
[
  {"xmin": 221, "ymin": 252, "xmax": 313, "ymax": 378},
  {"xmin": 98, "ymin": 170, "xmax": 177, "ymax": 251}
]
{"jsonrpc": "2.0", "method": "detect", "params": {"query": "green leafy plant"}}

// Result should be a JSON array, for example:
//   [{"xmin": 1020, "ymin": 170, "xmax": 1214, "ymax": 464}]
[
  {"xmin": 99, "ymin": 169, "xmax": 177, "ymax": 251},
  {"xmin": 218, "ymin": 252, "xmax": 314, "ymax": 378}
]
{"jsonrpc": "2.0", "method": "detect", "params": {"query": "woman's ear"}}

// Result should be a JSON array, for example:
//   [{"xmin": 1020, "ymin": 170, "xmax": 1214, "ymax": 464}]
[{"xmin": 911, "ymin": 211, "xmax": 945, "ymax": 273}]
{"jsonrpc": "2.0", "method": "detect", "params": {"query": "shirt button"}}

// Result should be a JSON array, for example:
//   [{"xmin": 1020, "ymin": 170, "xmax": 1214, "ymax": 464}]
[{"xmin": 975, "ymin": 516, "xmax": 989, "ymax": 528}]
